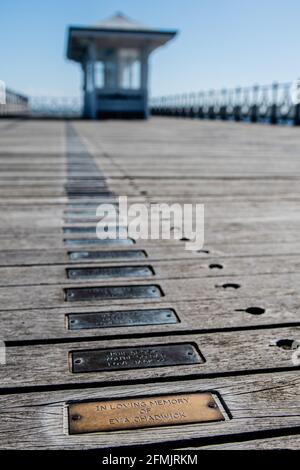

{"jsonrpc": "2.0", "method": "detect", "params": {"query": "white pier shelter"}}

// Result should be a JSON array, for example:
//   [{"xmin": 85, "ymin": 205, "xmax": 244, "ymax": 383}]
[{"xmin": 67, "ymin": 13, "xmax": 177, "ymax": 119}]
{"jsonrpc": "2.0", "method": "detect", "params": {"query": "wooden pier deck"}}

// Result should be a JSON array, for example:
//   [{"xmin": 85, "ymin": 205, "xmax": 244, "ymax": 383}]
[{"xmin": 0, "ymin": 117, "xmax": 299, "ymax": 450}]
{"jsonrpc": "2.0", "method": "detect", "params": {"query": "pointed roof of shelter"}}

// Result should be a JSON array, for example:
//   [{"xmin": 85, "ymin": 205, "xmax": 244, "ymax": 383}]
[
  {"xmin": 93, "ymin": 12, "xmax": 148, "ymax": 31},
  {"xmin": 67, "ymin": 13, "xmax": 178, "ymax": 62}
]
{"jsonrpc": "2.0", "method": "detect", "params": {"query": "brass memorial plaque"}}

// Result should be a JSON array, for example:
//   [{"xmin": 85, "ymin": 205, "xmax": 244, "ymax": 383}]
[{"xmin": 68, "ymin": 392, "xmax": 225, "ymax": 434}]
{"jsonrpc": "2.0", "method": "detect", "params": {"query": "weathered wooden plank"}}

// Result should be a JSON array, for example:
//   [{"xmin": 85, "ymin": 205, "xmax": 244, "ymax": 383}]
[
  {"xmin": 1, "ymin": 199, "xmax": 299, "ymax": 214},
  {"xmin": 0, "ymin": 256, "xmax": 300, "ymax": 287},
  {"xmin": 1, "ymin": 243, "xmax": 300, "ymax": 267},
  {"xmin": 0, "ymin": 225, "xmax": 300, "ymax": 249},
  {"xmin": 0, "ymin": 255, "xmax": 300, "ymax": 287},
  {"xmin": 187, "ymin": 435, "xmax": 300, "ymax": 450},
  {"xmin": 0, "ymin": 200, "xmax": 299, "ymax": 227},
  {"xmin": 0, "ymin": 327, "xmax": 299, "ymax": 389},
  {"xmin": 1, "ymin": 117, "xmax": 300, "ymax": 452},
  {"xmin": 110, "ymin": 178, "xmax": 300, "ymax": 198},
  {"xmin": 1, "ymin": 295, "xmax": 300, "ymax": 341},
  {"xmin": 0, "ymin": 371, "xmax": 298, "ymax": 449},
  {"xmin": 1, "ymin": 193, "xmax": 300, "ymax": 206},
  {"xmin": 0, "ymin": 272, "xmax": 298, "ymax": 310}
]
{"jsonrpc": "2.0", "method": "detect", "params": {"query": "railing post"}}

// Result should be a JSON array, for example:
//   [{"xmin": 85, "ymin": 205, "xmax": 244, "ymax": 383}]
[
  {"xmin": 208, "ymin": 90, "xmax": 215, "ymax": 119},
  {"xmin": 220, "ymin": 89, "xmax": 227, "ymax": 120},
  {"xmin": 270, "ymin": 82, "xmax": 278, "ymax": 124},
  {"xmin": 175, "ymin": 95, "xmax": 180, "ymax": 117},
  {"xmin": 294, "ymin": 103, "xmax": 300, "ymax": 125},
  {"xmin": 250, "ymin": 84, "xmax": 259, "ymax": 122},
  {"xmin": 198, "ymin": 92, "xmax": 204, "ymax": 118},
  {"xmin": 170, "ymin": 95, "xmax": 176, "ymax": 116},
  {"xmin": 234, "ymin": 87, "xmax": 241, "ymax": 121},
  {"xmin": 180, "ymin": 94, "xmax": 185, "ymax": 116},
  {"xmin": 167, "ymin": 96, "xmax": 171, "ymax": 116},
  {"xmin": 292, "ymin": 79, "xmax": 300, "ymax": 125},
  {"xmin": 189, "ymin": 93, "xmax": 195, "ymax": 117}
]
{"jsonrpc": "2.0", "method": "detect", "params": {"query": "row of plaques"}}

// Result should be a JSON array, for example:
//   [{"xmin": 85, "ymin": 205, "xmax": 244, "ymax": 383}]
[{"xmin": 63, "ymin": 222, "xmax": 224, "ymax": 435}]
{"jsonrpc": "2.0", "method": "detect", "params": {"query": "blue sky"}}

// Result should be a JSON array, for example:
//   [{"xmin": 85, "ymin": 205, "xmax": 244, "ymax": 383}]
[{"xmin": 1, "ymin": 0, "xmax": 300, "ymax": 97}]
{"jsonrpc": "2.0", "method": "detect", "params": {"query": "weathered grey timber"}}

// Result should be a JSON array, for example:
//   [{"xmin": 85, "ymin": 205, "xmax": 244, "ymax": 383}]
[
  {"xmin": 186, "ymin": 435, "xmax": 300, "ymax": 450},
  {"xmin": 1, "ymin": 294, "xmax": 300, "ymax": 341},
  {"xmin": 1, "ymin": 255, "xmax": 300, "ymax": 287},
  {"xmin": 0, "ymin": 273, "xmax": 299, "ymax": 310},
  {"xmin": 0, "ymin": 372, "xmax": 298, "ymax": 449},
  {"xmin": 0, "ymin": 327, "xmax": 300, "ymax": 389},
  {"xmin": 0, "ymin": 117, "xmax": 299, "ymax": 449}
]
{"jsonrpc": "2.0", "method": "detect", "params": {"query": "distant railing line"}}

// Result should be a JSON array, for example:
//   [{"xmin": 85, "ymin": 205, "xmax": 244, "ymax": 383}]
[
  {"xmin": 29, "ymin": 96, "xmax": 82, "ymax": 117},
  {"xmin": 0, "ymin": 94, "xmax": 82, "ymax": 118},
  {"xmin": 150, "ymin": 82, "xmax": 300, "ymax": 125},
  {"xmin": 0, "ymin": 88, "xmax": 29, "ymax": 116},
  {"xmin": 1, "ymin": 82, "xmax": 300, "ymax": 122}
]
